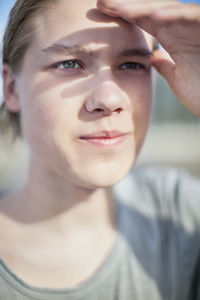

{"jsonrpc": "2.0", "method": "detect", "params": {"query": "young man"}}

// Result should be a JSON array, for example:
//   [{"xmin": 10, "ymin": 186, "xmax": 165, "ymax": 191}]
[{"xmin": 0, "ymin": 0, "xmax": 200, "ymax": 299}]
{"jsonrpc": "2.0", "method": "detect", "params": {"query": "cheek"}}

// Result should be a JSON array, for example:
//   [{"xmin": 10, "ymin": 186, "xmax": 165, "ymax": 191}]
[
  {"xmin": 133, "ymin": 80, "xmax": 152, "ymax": 116},
  {"xmin": 124, "ymin": 74, "xmax": 152, "ymax": 117},
  {"xmin": 19, "ymin": 84, "xmax": 75, "ymax": 146},
  {"xmin": 126, "ymin": 77, "xmax": 153, "ymax": 154}
]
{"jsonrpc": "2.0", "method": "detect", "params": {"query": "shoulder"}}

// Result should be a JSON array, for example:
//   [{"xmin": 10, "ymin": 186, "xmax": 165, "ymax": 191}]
[
  {"xmin": 113, "ymin": 167, "xmax": 200, "ymax": 299},
  {"xmin": 113, "ymin": 166, "xmax": 200, "ymax": 232}
]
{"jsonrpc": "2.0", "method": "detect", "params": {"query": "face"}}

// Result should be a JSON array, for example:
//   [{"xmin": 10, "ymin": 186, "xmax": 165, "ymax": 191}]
[{"xmin": 15, "ymin": 0, "xmax": 153, "ymax": 189}]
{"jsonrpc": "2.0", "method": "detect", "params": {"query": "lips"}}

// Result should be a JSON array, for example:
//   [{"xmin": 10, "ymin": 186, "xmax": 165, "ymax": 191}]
[
  {"xmin": 80, "ymin": 130, "xmax": 128, "ymax": 139},
  {"xmin": 79, "ymin": 130, "xmax": 129, "ymax": 147}
]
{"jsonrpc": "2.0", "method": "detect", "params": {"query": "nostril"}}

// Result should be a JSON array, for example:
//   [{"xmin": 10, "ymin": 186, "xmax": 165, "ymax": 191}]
[
  {"xmin": 94, "ymin": 107, "xmax": 122, "ymax": 114},
  {"xmin": 115, "ymin": 108, "xmax": 122, "ymax": 114},
  {"xmin": 95, "ymin": 108, "xmax": 104, "ymax": 112}
]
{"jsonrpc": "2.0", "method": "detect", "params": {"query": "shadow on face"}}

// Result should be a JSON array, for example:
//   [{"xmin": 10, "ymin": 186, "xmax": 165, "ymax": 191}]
[{"xmin": 28, "ymin": 23, "xmax": 152, "ymax": 118}]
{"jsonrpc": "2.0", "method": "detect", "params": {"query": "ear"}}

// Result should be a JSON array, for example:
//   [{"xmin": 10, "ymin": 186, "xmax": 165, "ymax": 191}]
[{"xmin": 2, "ymin": 64, "xmax": 21, "ymax": 112}]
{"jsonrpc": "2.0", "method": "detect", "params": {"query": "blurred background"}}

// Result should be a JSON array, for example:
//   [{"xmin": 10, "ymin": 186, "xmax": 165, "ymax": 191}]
[{"xmin": 0, "ymin": 0, "xmax": 200, "ymax": 191}]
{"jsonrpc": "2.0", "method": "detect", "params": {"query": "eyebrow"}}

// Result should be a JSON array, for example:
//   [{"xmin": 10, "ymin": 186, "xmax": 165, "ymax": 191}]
[
  {"xmin": 118, "ymin": 48, "xmax": 153, "ymax": 58},
  {"xmin": 42, "ymin": 43, "xmax": 90, "ymax": 55},
  {"xmin": 41, "ymin": 42, "xmax": 153, "ymax": 58}
]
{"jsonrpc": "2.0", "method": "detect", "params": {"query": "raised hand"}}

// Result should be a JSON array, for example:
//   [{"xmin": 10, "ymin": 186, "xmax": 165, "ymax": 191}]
[{"xmin": 97, "ymin": 0, "xmax": 200, "ymax": 117}]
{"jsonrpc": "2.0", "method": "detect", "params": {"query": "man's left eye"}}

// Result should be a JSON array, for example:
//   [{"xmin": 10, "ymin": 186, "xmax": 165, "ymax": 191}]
[{"xmin": 119, "ymin": 62, "xmax": 146, "ymax": 70}]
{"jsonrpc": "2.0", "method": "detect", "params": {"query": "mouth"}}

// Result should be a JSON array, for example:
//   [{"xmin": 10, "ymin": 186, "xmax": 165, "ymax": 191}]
[{"xmin": 79, "ymin": 130, "xmax": 130, "ymax": 147}]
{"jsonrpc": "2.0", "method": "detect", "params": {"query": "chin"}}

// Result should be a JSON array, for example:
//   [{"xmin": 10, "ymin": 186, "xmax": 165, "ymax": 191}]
[{"xmin": 73, "ymin": 157, "xmax": 135, "ymax": 189}]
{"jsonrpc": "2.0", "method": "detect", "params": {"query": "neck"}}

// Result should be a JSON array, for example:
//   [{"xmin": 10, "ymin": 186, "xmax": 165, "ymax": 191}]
[{"xmin": 6, "ymin": 158, "xmax": 117, "ymax": 237}]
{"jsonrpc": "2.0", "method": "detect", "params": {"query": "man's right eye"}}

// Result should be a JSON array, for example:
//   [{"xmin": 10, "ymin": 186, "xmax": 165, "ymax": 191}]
[
  {"xmin": 50, "ymin": 59, "xmax": 84, "ymax": 71},
  {"xmin": 60, "ymin": 60, "xmax": 82, "ymax": 69}
]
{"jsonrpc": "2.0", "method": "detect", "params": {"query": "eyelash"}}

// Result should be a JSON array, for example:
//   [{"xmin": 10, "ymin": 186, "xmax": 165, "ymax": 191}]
[
  {"xmin": 119, "ymin": 62, "xmax": 146, "ymax": 70},
  {"xmin": 50, "ymin": 59, "xmax": 84, "ymax": 70},
  {"xmin": 50, "ymin": 59, "xmax": 147, "ymax": 72}
]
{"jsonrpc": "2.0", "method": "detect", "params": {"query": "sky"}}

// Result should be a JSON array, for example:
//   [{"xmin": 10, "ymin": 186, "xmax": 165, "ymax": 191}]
[{"xmin": 0, "ymin": 0, "xmax": 200, "ymax": 100}]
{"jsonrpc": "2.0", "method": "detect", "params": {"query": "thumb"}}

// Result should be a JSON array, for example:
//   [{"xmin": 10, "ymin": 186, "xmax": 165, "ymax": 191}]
[{"xmin": 152, "ymin": 49, "xmax": 175, "ymax": 86}]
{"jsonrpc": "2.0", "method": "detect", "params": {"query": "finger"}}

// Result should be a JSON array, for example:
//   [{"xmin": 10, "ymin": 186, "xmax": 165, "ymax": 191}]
[
  {"xmin": 96, "ymin": 1, "xmax": 184, "ymax": 38},
  {"xmin": 97, "ymin": 0, "xmax": 182, "ymax": 20},
  {"xmin": 152, "ymin": 49, "xmax": 175, "ymax": 85},
  {"xmin": 155, "ymin": 4, "xmax": 200, "ymax": 22}
]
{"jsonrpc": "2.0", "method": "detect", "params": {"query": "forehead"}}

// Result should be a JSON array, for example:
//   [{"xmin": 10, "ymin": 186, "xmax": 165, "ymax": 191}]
[{"xmin": 33, "ymin": 0, "xmax": 152, "ymax": 54}]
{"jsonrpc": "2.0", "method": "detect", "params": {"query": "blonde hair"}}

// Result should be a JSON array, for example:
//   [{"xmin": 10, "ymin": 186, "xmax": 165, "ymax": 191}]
[{"xmin": 0, "ymin": 0, "xmax": 56, "ymax": 140}]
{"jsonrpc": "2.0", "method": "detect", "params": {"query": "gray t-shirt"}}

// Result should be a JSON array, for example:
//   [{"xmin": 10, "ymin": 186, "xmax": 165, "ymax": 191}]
[{"xmin": 0, "ymin": 167, "xmax": 200, "ymax": 300}]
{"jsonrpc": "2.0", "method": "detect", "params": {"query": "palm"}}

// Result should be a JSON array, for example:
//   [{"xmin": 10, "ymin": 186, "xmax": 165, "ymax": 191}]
[{"xmin": 152, "ymin": 21, "xmax": 200, "ymax": 116}]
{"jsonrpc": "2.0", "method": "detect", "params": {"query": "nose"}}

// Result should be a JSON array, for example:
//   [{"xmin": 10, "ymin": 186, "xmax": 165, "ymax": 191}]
[{"xmin": 84, "ymin": 79, "xmax": 127, "ymax": 116}]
